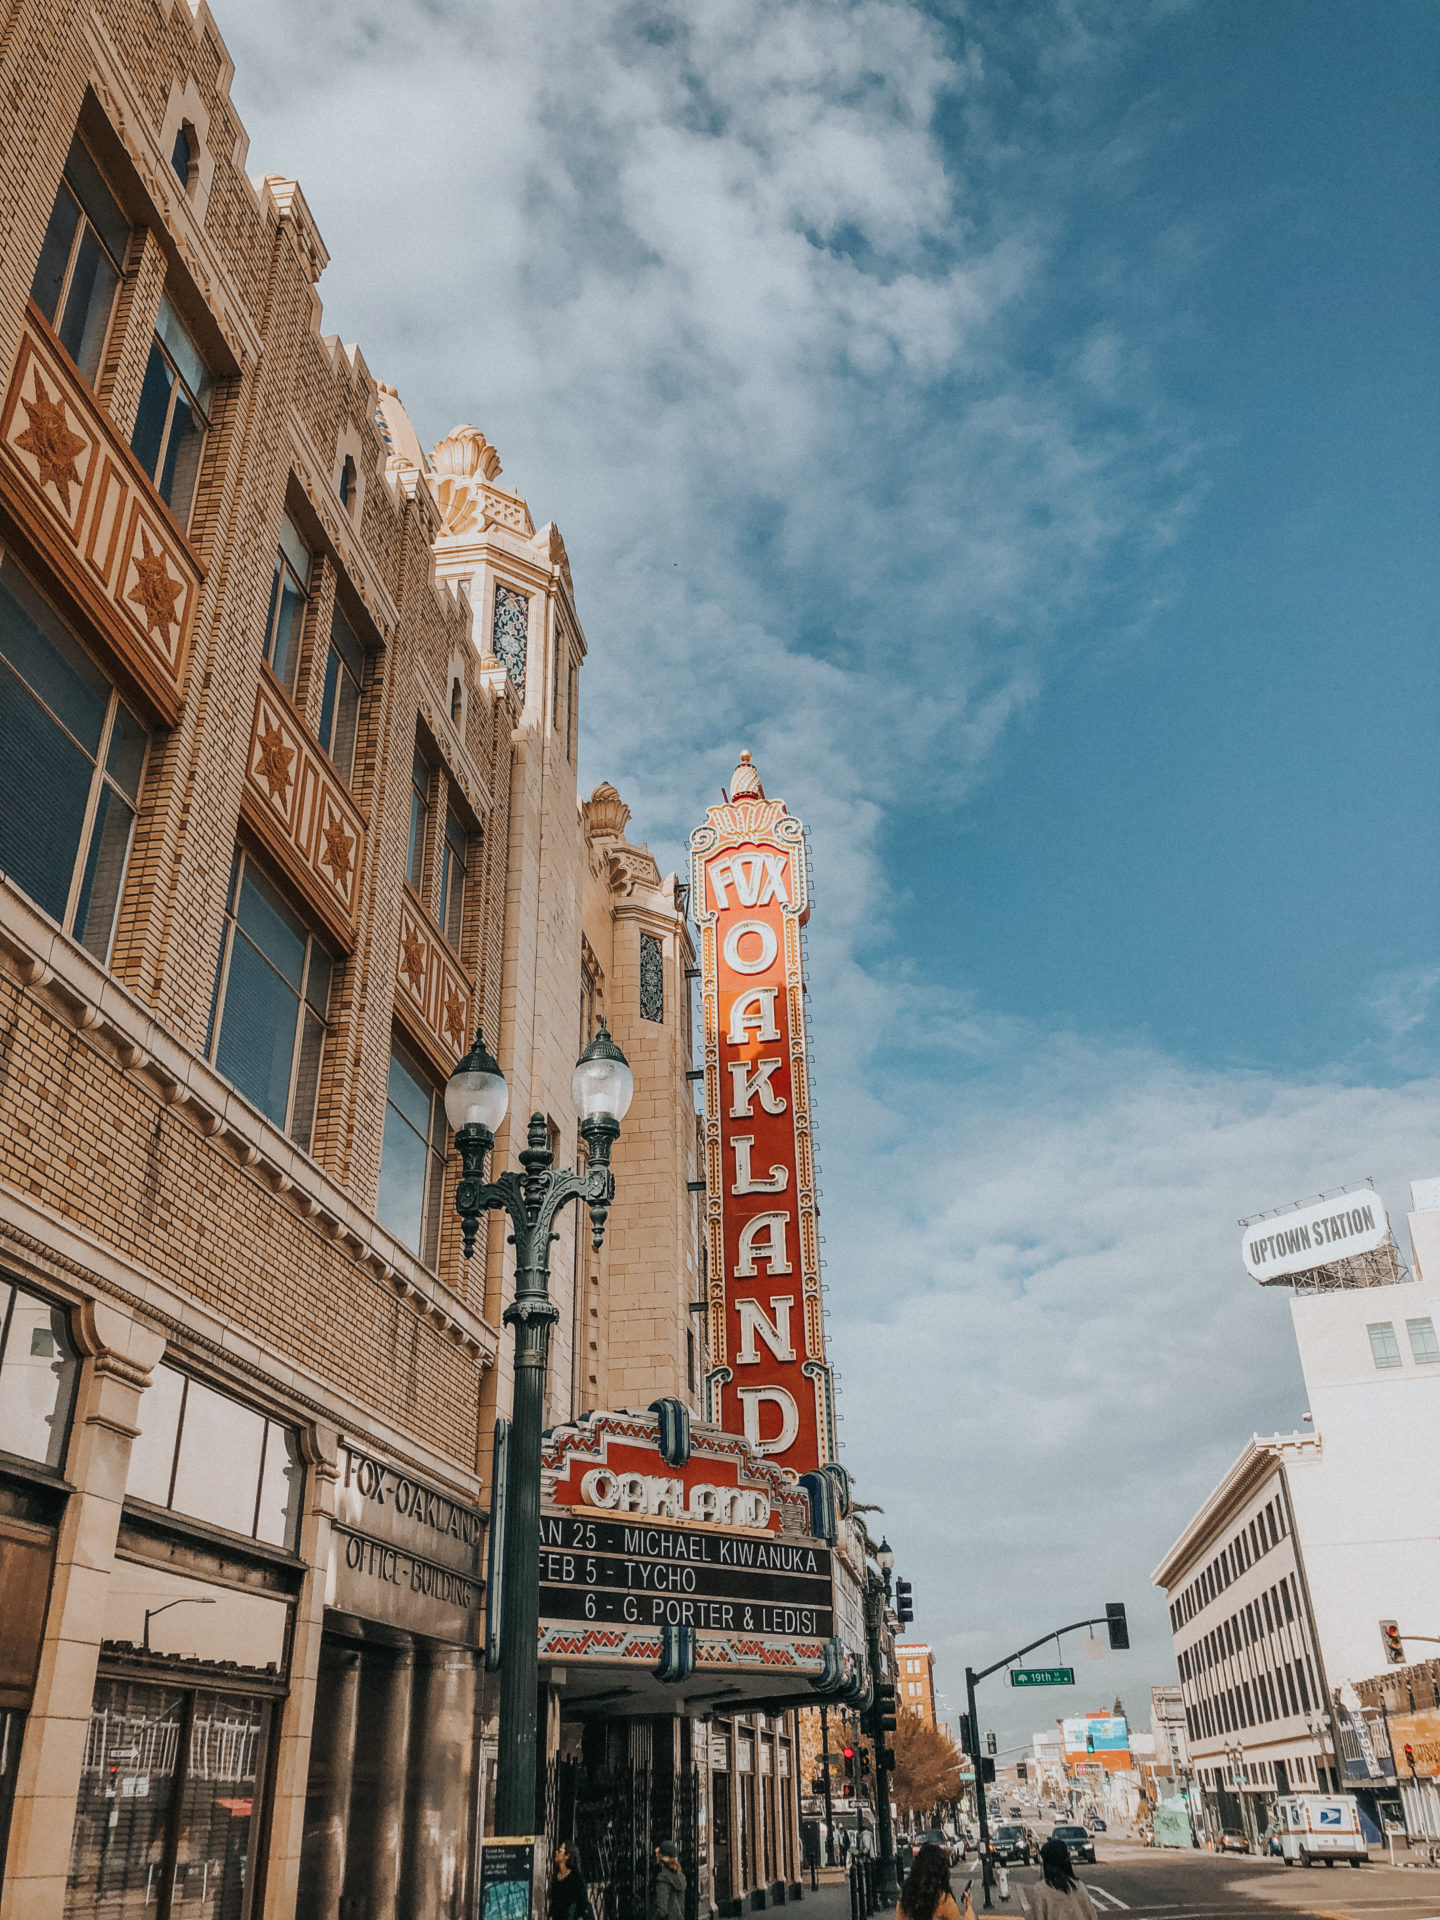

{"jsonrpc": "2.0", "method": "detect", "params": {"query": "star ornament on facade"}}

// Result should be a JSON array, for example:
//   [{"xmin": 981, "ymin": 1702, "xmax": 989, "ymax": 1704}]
[
  {"xmin": 399, "ymin": 929, "xmax": 427, "ymax": 994},
  {"xmin": 127, "ymin": 531, "xmax": 183, "ymax": 641},
  {"xmin": 254, "ymin": 723, "xmax": 294, "ymax": 801},
  {"xmin": 442, "ymin": 987, "xmax": 467, "ymax": 1047},
  {"xmin": 15, "ymin": 372, "xmax": 87, "ymax": 512},
  {"xmin": 320, "ymin": 816, "xmax": 354, "ymax": 888}
]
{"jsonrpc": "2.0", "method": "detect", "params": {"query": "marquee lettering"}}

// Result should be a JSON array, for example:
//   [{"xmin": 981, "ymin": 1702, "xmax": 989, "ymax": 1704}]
[
  {"xmin": 729, "ymin": 1057, "xmax": 787, "ymax": 1118},
  {"xmin": 730, "ymin": 1136, "xmax": 789, "ymax": 1194},
  {"xmin": 728, "ymin": 986, "xmax": 780, "ymax": 1044},
  {"xmin": 736, "ymin": 1295, "xmax": 796, "ymax": 1364},
  {"xmin": 737, "ymin": 1385, "xmax": 800, "ymax": 1456},
  {"xmin": 691, "ymin": 759, "xmax": 837, "ymax": 1474},
  {"xmin": 723, "ymin": 919, "xmax": 779, "ymax": 974}
]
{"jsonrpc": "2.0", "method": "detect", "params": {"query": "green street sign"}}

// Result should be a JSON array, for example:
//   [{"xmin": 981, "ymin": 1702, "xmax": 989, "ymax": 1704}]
[{"xmin": 1008, "ymin": 1666, "xmax": 1075, "ymax": 1688}]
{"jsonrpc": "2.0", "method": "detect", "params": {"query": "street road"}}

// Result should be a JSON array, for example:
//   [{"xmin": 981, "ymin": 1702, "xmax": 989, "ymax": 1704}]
[{"xmin": 954, "ymin": 1838, "xmax": 1440, "ymax": 1920}]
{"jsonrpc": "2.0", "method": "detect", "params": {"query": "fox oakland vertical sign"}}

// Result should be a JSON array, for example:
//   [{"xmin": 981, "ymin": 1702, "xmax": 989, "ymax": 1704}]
[{"xmin": 691, "ymin": 754, "xmax": 836, "ymax": 1474}]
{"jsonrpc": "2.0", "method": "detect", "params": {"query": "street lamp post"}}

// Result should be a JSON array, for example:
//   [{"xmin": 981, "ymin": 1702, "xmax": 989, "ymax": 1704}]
[
  {"xmin": 864, "ymin": 1568, "xmax": 900, "ymax": 1908},
  {"xmin": 447, "ymin": 1022, "xmax": 633, "ymax": 1838}
]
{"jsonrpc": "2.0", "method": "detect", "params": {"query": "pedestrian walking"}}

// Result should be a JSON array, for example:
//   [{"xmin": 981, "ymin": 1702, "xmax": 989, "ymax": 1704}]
[
  {"xmin": 1023, "ymin": 1840, "xmax": 1098, "ymax": 1920},
  {"xmin": 551, "ymin": 1841, "xmax": 592, "ymax": 1920},
  {"xmin": 896, "ymin": 1841, "xmax": 973, "ymax": 1920},
  {"xmin": 653, "ymin": 1839, "xmax": 686, "ymax": 1920}
]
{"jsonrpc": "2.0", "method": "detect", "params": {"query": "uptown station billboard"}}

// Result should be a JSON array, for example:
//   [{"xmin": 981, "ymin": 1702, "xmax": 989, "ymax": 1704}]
[{"xmin": 691, "ymin": 754, "xmax": 836, "ymax": 1475}]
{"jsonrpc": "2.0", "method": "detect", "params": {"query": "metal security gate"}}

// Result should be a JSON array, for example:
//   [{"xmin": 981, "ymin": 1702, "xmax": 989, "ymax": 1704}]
[{"xmin": 547, "ymin": 1758, "xmax": 700, "ymax": 1920}]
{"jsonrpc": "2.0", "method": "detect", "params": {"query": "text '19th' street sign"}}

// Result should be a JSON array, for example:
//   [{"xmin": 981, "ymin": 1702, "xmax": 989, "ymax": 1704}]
[{"xmin": 1009, "ymin": 1666, "xmax": 1075, "ymax": 1688}]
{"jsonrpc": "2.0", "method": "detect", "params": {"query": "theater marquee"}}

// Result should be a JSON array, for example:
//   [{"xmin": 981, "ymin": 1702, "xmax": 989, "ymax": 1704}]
[
  {"xmin": 690, "ymin": 754, "xmax": 836, "ymax": 1475},
  {"xmin": 536, "ymin": 1408, "xmax": 862, "ymax": 1688}
]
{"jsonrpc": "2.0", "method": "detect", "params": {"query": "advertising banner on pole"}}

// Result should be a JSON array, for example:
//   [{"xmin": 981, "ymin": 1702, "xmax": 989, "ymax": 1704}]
[{"xmin": 691, "ymin": 755, "xmax": 835, "ymax": 1475}]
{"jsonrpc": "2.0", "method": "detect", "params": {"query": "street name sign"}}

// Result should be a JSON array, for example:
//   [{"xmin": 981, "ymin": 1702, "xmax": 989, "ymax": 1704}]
[{"xmin": 1009, "ymin": 1666, "xmax": 1075, "ymax": 1687}]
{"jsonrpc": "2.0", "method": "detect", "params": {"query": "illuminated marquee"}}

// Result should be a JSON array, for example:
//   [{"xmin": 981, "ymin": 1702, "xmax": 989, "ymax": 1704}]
[{"xmin": 690, "ymin": 754, "xmax": 835, "ymax": 1474}]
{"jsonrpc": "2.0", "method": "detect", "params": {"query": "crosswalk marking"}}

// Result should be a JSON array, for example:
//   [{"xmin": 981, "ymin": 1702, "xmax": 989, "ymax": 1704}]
[{"xmin": 1090, "ymin": 1890, "xmax": 1130, "ymax": 1912}]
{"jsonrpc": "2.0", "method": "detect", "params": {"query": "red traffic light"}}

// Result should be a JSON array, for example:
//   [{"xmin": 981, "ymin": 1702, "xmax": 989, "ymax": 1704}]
[{"xmin": 842, "ymin": 1745, "xmax": 855, "ymax": 1759}]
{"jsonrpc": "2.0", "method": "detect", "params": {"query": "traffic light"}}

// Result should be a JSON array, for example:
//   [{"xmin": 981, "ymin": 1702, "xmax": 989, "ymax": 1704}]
[
  {"xmin": 959, "ymin": 1713, "xmax": 973, "ymax": 1756},
  {"xmin": 875, "ymin": 1682, "xmax": 898, "ymax": 1736},
  {"xmin": 981, "ymin": 1758, "xmax": 996, "ymax": 1783},
  {"xmin": 1086, "ymin": 1732, "xmax": 1096, "ymax": 1754},
  {"xmin": 1405, "ymin": 1744, "xmax": 1417, "ymax": 1775},
  {"xmin": 842, "ymin": 1744, "xmax": 855, "ymax": 1781},
  {"xmin": 1016, "ymin": 1761, "xmax": 1027, "ymax": 1782},
  {"xmin": 1381, "ymin": 1619, "xmax": 1405, "ymax": 1665},
  {"xmin": 895, "ymin": 1578, "xmax": 915, "ymax": 1626},
  {"xmin": 1106, "ymin": 1602, "xmax": 1129, "ymax": 1651},
  {"xmin": 986, "ymin": 1730, "xmax": 997, "ymax": 1756},
  {"xmin": 879, "ymin": 1749, "xmax": 896, "ymax": 1771}
]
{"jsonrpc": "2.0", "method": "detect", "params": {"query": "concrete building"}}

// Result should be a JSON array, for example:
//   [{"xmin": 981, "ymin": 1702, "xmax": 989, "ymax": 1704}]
[
  {"xmin": 1153, "ymin": 1178, "xmax": 1440, "ymax": 1846},
  {"xmin": 0, "ymin": 3, "xmax": 822, "ymax": 1915},
  {"xmin": 895, "ymin": 1643, "xmax": 938, "ymax": 1728}
]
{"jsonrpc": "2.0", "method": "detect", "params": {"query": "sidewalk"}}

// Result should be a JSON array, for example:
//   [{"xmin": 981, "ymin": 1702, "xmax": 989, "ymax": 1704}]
[{"xmin": 791, "ymin": 1872, "xmax": 858, "ymax": 1920}]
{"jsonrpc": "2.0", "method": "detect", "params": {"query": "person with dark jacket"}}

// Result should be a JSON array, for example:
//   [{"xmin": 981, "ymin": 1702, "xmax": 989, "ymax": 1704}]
[
  {"xmin": 653, "ymin": 1839, "xmax": 686, "ymax": 1920},
  {"xmin": 551, "ymin": 1840, "xmax": 591, "ymax": 1920}
]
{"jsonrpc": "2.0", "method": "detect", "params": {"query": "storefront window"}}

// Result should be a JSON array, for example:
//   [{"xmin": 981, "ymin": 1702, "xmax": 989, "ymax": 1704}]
[
  {"xmin": 126, "ymin": 1365, "xmax": 302, "ymax": 1550},
  {"xmin": 66, "ymin": 1677, "xmax": 270, "ymax": 1920},
  {"xmin": 0, "ymin": 1278, "xmax": 78, "ymax": 1469}
]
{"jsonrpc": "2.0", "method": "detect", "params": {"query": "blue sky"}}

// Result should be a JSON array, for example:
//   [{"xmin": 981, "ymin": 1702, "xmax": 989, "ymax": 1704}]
[{"xmin": 222, "ymin": 0, "xmax": 1439, "ymax": 1747}]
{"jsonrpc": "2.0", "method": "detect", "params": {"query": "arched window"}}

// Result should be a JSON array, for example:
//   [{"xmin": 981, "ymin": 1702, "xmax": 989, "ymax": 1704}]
[
  {"xmin": 450, "ymin": 677, "xmax": 463, "ymax": 724},
  {"xmin": 338, "ymin": 454, "xmax": 357, "ymax": 512}
]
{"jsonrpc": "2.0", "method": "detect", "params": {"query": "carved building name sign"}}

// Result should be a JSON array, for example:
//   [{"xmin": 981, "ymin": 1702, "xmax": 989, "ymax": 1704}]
[{"xmin": 327, "ymin": 1442, "xmax": 484, "ymax": 1647}]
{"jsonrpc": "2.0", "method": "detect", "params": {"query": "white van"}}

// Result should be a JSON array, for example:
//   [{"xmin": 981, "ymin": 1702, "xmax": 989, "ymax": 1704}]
[{"xmin": 1271, "ymin": 1794, "xmax": 1369, "ymax": 1867}]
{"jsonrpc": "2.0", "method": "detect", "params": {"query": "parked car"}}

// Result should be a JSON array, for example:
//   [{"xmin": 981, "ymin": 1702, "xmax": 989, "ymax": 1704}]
[
  {"xmin": 1090, "ymin": 1818, "xmax": 1107, "ymax": 1832},
  {"xmin": 1050, "ymin": 1825, "xmax": 1096, "ymax": 1865}
]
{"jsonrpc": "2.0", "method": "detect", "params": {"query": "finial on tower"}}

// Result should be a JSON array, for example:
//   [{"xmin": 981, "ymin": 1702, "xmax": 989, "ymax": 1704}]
[{"xmin": 729, "ymin": 750, "xmax": 765, "ymax": 799}]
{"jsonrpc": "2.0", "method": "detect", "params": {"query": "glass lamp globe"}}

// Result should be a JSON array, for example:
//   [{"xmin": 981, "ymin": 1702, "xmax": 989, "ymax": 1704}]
[
  {"xmin": 877, "ymin": 1538, "xmax": 895, "ymax": 1572},
  {"xmin": 444, "ymin": 1031, "xmax": 510, "ymax": 1135},
  {"xmin": 572, "ymin": 1019, "xmax": 634, "ymax": 1124}
]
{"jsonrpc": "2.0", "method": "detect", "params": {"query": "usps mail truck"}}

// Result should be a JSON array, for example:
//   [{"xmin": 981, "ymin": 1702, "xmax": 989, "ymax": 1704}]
[{"xmin": 1272, "ymin": 1795, "xmax": 1369, "ymax": 1867}]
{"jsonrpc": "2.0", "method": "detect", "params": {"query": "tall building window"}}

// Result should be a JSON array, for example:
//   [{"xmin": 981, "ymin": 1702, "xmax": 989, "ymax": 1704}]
[
  {"xmin": 492, "ymin": 584, "xmax": 528, "ymax": 693},
  {"xmin": 130, "ymin": 296, "xmax": 213, "ymax": 531},
  {"xmin": 1407, "ymin": 1317, "xmax": 1440, "ymax": 1364},
  {"xmin": 262, "ymin": 513, "xmax": 311, "ymax": 695},
  {"xmin": 0, "ymin": 1278, "xmax": 79, "ymax": 1470},
  {"xmin": 376, "ymin": 1039, "xmax": 449, "ymax": 1267},
  {"xmin": 208, "ymin": 850, "xmax": 331, "ymax": 1150},
  {"xmin": 640, "ymin": 931, "xmax": 664, "ymax": 1022},
  {"xmin": 1368, "ymin": 1321, "xmax": 1402, "ymax": 1369},
  {"xmin": 29, "ymin": 135, "xmax": 129, "ymax": 386},
  {"xmin": 0, "ymin": 553, "xmax": 148, "ymax": 963},
  {"xmin": 126, "ymin": 1362, "xmax": 303, "ymax": 1548},
  {"xmin": 440, "ymin": 805, "xmax": 467, "ymax": 948},
  {"xmin": 407, "ymin": 745, "xmax": 431, "ymax": 892},
  {"xmin": 318, "ymin": 604, "xmax": 363, "ymax": 785}
]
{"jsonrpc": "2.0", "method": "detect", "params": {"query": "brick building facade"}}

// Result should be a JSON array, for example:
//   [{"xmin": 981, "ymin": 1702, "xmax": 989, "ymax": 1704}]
[{"xmin": 0, "ymin": 1, "xmax": 762, "ymax": 1917}]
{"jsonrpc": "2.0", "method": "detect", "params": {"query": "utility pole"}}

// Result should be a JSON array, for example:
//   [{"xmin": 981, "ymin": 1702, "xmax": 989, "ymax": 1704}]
[{"xmin": 965, "ymin": 1666, "xmax": 994, "ymax": 1911}]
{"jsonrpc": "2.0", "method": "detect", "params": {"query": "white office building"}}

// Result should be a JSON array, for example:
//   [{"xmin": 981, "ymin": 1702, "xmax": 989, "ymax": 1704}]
[{"xmin": 1152, "ymin": 1179, "xmax": 1440, "ymax": 1843}]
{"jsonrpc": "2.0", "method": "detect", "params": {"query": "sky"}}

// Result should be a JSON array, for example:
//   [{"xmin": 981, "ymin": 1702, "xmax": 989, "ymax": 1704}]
[{"xmin": 220, "ymin": 0, "xmax": 1440, "ymax": 1751}]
